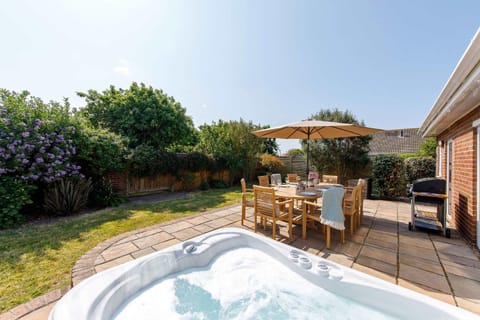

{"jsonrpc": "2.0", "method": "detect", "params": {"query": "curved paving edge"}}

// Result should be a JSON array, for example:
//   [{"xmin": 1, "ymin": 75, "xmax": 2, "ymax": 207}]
[
  {"xmin": 71, "ymin": 203, "xmax": 243, "ymax": 286},
  {"xmin": 0, "ymin": 204, "xmax": 243, "ymax": 320},
  {"xmin": 0, "ymin": 288, "xmax": 69, "ymax": 320}
]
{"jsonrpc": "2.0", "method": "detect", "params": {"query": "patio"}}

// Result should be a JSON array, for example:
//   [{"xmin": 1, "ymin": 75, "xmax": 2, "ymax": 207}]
[{"xmin": 5, "ymin": 199, "xmax": 480, "ymax": 319}]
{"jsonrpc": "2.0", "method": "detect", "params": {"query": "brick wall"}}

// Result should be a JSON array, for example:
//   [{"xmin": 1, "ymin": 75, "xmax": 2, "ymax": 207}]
[{"xmin": 437, "ymin": 107, "xmax": 479, "ymax": 245}]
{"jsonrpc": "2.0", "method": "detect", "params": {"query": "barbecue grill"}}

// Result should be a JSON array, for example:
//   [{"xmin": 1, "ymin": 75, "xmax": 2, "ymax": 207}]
[{"xmin": 408, "ymin": 177, "xmax": 450, "ymax": 238}]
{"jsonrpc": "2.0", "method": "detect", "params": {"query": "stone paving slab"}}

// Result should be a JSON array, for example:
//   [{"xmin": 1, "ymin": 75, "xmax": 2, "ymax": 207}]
[
  {"xmin": 399, "ymin": 263, "xmax": 451, "ymax": 293},
  {"xmin": 398, "ymin": 279, "xmax": 456, "ymax": 305},
  {"xmin": 355, "ymin": 255, "xmax": 398, "ymax": 276},
  {"xmin": 399, "ymin": 253, "xmax": 444, "ymax": 275},
  {"xmin": 5, "ymin": 199, "xmax": 480, "ymax": 319}
]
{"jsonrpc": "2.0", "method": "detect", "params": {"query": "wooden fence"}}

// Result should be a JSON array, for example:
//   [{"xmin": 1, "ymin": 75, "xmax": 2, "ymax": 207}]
[
  {"xmin": 105, "ymin": 169, "xmax": 230, "ymax": 195},
  {"xmin": 278, "ymin": 155, "xmax": 307, "ymax": 179}
]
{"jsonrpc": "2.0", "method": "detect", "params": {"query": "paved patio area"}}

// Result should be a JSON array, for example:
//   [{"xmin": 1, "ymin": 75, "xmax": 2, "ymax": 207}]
[{"xmin": 6, "ymin": 199, "xmax": 480, "ymax": 319}]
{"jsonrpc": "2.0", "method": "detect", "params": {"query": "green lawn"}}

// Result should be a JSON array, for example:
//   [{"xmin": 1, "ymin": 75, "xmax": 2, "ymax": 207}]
[{"xmin": 0, "ymin": 188, "xmax": 242, "ymax": 313}]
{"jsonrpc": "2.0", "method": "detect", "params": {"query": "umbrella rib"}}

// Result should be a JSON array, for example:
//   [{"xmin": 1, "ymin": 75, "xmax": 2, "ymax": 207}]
[
  {"xmin": 310, "ymin": 127, "xmax": 326, "ymax": 138},
  {"xmin": 285, "ymin": 127, "xmax": 308, "ymax": 139},
  {"xmin": 328, "ymin": 126, "xmax": 370, "ymax": 136},
  {"xmin": 256, "ymin": 127, "xmax": 290, "ymax": 137},
  {"xmin": 310, "ymin": 125, "xmax": 372, "ymax": 137}
]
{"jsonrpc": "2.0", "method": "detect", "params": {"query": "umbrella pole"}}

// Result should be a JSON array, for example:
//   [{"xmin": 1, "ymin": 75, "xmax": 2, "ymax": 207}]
[{"xmin": 306, "ymin": 130, "xmax": 310, "ymax": 180}]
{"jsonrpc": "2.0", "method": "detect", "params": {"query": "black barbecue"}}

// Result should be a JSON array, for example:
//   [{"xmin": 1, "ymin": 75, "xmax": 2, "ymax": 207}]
[{"xmin": 408, "ymin": 177, "xmax": 450, "ymax": 238}]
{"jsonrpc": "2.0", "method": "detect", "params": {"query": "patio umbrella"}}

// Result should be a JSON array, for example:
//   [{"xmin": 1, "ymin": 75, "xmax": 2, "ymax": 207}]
[{"xmin": 252, "ymin": 120, "xmax": 383, "ymax": 177}]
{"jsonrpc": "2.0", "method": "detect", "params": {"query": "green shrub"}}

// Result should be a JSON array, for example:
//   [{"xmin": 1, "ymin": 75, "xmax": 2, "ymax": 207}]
[
  {"xmin": 175, "ymin": 172, "xmax": 196, "ymax": 191},
  {"xmin": 208, "ymin": 155, "xmax": 229, "ymax": 171},
  {"xmin": 0, "ymin": 176, "xmax": 34, "ymax": 228},
  {"xmin": 209, "ymin": 179, "xmax": 229, "ymax": 189},
  {"xmin": 89, "ymin": 177, "xmax": 126, "ymax": 207},
  {"xmin": 178, "ymin": 152, "xmax": 211, "ymax": 172},
  {"xmin": 200, "ymin": 181, "xmax": 210, "ymax": 190},
  {"xmin": 73, "ymin": 125, "xmax": 128, "ymax": 178},
  {"xmin": 372, "ymin": 154, "xmax": 406, "ymax": 198},
  {"xmin": 44, "ymin": 178, "xmax": 92, "ymax": 215},
  {"xmin": 405, "ymin": 157, "xmax": 436, "ymax": 183},
  {"xmin": 130, "ymin": 144, "xmax": 179, "ymax": 177},
  {"xmin": 130, "ymin": 144, "xmax": 159, "ymax": 176}
]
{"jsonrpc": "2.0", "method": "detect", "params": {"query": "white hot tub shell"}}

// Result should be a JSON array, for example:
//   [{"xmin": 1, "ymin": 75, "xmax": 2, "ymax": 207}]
[{"xmin": 50, "ymin": 228, "xmax": 480, "ymax": 319}]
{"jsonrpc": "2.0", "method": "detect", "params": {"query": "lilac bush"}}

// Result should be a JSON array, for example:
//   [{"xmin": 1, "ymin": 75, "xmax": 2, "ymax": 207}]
[
  {"xmin": 0, "ymin": 103, "xmax": 83, "ymax": 227},
  {"xmin": 0, "ymin": 110, "xmax": 81, "ymax": 183}
]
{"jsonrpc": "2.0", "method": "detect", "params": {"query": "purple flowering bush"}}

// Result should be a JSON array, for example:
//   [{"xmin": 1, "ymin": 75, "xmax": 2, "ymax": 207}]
[
  {"xmin": 0, "ymin": 116, "xmax": 81, "ymax": 183},
  {"xmin": 0, "ymin": 90, "xmax": 83, "ymax": 227}
]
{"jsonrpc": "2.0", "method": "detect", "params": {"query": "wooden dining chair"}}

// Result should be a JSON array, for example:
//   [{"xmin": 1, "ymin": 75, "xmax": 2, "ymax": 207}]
[
  {"xmin": 346, "ymin": 178, "xmax": 366, "ymax": 227},
  {"xmin": 322, "ymin": 175, "xmax": 338, "ymax": 184},
  {"xmin": 287, "ymin": 173, "xmax": 299, "ymax": 183},
  {"xmin": 343, "ymin": 184, "xmax": 362, "ymax": 235},
  {"xmin": 302, "ymin": 187, "xmax": 345, "ymax": 249},
  {"xmin": 253, "ymin": 185, "xmax": 294, "ymax": 239},
  {"xmin": 270, "ymin": 173, "xmax": 282, "ymax": 185},
  {"xmin": 240, "ymin": 178, "xmax": 254, "ymax": 226},
  {"xmin": 356, "ymin": 179, "xmax": 366, "ymax": 226},
  {"xmin": 257, "ymin": 175, "xmax": 270, "ymax": 187}
]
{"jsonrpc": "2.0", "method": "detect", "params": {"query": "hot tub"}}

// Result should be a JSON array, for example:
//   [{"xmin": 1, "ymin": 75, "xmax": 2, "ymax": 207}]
[{"xmin": 50, "ymin": 228, "xmax": 479, "ymax": 319}]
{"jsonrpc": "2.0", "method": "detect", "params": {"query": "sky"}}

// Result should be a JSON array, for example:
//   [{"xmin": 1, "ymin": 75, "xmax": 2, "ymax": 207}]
[{"xmin": 1, "ymin": 0, "xmax": 479, "ymax": 153}]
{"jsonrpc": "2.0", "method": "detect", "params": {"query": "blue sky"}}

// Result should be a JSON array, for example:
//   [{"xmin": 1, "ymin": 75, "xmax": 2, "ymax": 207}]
[{"xmin": 1, "ymin": 1, "xmax": 479, "ymax": 153}]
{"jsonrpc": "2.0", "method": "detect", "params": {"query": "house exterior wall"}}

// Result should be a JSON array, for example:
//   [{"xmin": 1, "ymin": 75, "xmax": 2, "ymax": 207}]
[{"xmin": 437, "ymin": 107, "xmax": 480, "ymax": 245}]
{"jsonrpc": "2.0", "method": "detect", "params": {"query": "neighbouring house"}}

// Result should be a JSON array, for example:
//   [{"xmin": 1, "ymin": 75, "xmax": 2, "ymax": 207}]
[
  {"xmin": 419, "ymin": 28, "xmax": 480, "ymax": 248},
  {"xmin": 369, "ymin": 128, "xmax": 426, "ymax": 156}
]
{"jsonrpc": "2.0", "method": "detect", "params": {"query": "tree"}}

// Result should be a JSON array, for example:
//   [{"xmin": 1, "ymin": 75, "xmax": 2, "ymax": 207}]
[
  {"xmin": 419, "ymin": 137, "xmax": 436, "ymax": 158},
  {"xmin": 78, "ymin": 82, "xmax": 198, "ymax": 150},
  {"xmin": 306, "ymin": 109, "xmax": 371, "ymax": 183},
  {"xmin": 262, "ymin": 138, "xmax": 279, "ymax": 155},
  {"xmin": 197, "ymin": 119, "xmax": 265, "ymax": 183},
  {"xmin": 286, "ymin": 149, "xmax": 304, "ymax": 157}
]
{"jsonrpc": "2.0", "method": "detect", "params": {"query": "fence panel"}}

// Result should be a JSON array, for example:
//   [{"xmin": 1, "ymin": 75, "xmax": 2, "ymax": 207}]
[
  {"xmin": 106, "ymin": 170, "xmax": 231, "ymax": 195},
  {"xmin": 278, "ymin": 156, "xmax": 307, "ymax": 179}
]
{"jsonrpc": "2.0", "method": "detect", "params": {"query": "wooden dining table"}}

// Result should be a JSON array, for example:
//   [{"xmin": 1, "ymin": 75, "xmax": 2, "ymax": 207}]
[
  {"xmin": 274, "ymin": 183, "xmax": 343, "ymax": 200},
  {"xmin": 273, "ymin": 184, "xmax": 320, "ymax": 201},
  {"xmin": 273, "ymin": 183, "xmax": 344, "ymax": 237}
]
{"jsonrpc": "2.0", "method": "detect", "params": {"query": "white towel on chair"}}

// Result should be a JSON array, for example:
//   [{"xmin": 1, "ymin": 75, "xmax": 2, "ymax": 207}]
[{"xmin": 320, "ymin": 187, "xmax": 345, "ymax": 230}]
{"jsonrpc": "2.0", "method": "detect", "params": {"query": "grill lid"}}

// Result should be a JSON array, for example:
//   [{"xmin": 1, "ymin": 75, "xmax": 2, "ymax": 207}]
[{"xmin": 410, "ymin": 177, "xmax": 446, "ymax": 194}]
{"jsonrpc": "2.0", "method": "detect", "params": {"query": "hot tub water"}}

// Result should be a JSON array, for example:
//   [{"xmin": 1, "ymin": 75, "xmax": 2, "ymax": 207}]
[{"xmin": 113, "ymin": 247, "xmax": 397, "ymax": 320}]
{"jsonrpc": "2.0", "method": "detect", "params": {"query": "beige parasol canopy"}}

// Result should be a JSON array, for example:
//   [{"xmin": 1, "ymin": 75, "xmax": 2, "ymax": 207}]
[
  {"xmin": 252, "ymin": 120, "xmax": 382, "ymax": 139},
  {"xmin": 252, "ymin": 119, "xmax": 383, "ymax": 177}
]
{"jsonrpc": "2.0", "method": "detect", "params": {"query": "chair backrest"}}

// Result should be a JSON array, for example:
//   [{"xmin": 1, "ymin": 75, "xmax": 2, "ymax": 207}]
[
  {"xmin": 270, "ymin": 173, "xmax": 282, "ymax": 185},
  {"xmin": 258, "ymin": 175, "xmax": 270, "ymax": 187},
  {"xmin": 241, "ymin": 178, "xmax": 248, "ymax": 204},
  {"xmin": 347, "ymin": 178, "xmax": 360, "ymax": 187},
  {"xmin": 343, "ymin": 184, "xmax": 362, "ymax": 214},
  {"xmin": 254, "ymin": 185, "xmax": 277, "ymax": 217},
  {"xmin": 356, "ymin": 179, "xmax": 366, "ymax": 211},
  {"xmin": 347, "ymin": 178, "xmax": 366, "ymax": 187},
  {"xmin": 287, "ymin": 173, "xmax": 299, "ymax": 183},
  {"xmin": 322, "ymin": 175, "xmax": 338, "ymax": 184},
  {"xmin": 241, "ymin": 178, "xmax": 247, "ymax": 193}
]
